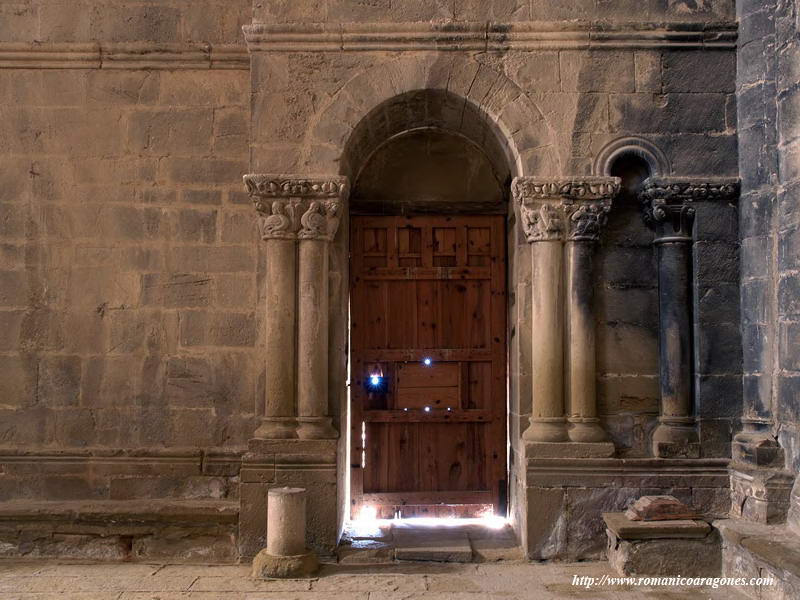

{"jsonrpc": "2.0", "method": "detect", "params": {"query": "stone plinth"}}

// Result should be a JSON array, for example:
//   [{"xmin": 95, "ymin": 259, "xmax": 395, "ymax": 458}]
[
  {"xmin": 522, "ymin": 457, "xmax": 731, "ymax": 561},
  {"xmin": 604, "ymin": 512, "xmax": 720, "ymax": 577},
  {"xmin": 525, "ymin": 441, "xmax": 615, "ymax": 458},
  {"xmin": 239, "ymin": 439, "xmax": 338, "ymax": 559}
]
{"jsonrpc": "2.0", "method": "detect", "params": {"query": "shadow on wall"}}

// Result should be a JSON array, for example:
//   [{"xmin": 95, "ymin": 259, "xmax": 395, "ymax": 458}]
[{"xmin": 594, "ymin": 150, "xmax": 661, "ymax": 456}]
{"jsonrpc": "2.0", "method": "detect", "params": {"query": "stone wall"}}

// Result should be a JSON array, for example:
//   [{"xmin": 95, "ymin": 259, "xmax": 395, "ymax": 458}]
[
  {"xmin": 736, "ymin": 0, "xmax": 800, "ymax": 472},
  {"xmin": 0, "ymin": 0, "xmax": 746, "ymax": 559},
  {"xmin": 0, "ymin": 1, "xmax": 253, "ymax": 504}
]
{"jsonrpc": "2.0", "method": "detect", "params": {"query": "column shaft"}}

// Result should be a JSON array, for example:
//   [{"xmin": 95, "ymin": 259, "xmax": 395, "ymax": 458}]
[
  {"xmin": 652, "ymin": 236, "xmax": 699, "ymax": 456},
  {"xmin": 566, "ymin": 240, "xmax": 607, "ymax": 442},
  {"xmin": 297, "ymin": 238, "xmax": 337, "ymax": 439},
  {"xmin": 256, "ymin": 238, "xmax": 297, "ymax": 439},
  {"xmin": 524, "ymin": 239, "xmax": 568, "ymax": 442}
]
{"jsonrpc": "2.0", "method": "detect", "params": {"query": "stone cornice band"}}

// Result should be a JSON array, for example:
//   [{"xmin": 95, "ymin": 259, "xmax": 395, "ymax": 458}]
[
  {"xmin": 0, "ymin": 22, "xmax": 735, "ymax": 70},
  {"xmin": 0, "ymin": 42, "xmax": 248, "ymax": 70},
  {"xmin": 244, "ymin": 21, "xmax": 737, "ymax": 52}
]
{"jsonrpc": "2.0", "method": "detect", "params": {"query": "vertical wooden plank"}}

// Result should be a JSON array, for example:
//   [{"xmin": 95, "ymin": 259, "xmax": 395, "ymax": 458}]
[
  {"xmin": 456, "ymin": 221, "xmax": 468, "ymax": 267},
  {"xmin": 417, "ymin": 279, "xmax": 438, "ymax": 349},
  {"xmin": 388, "ymin": 423, "xmax": 419, "ymax": 492},
  {"xmin": 422, "ymin": 224, "xmax": 434, "ymax": 268},
  {"xmin": 387, "ymin": 280, "xmax": 417, "ymax": 349},
  {"xmin": 387, "ymin": 219, "xmax": 399, "ymax": 268}
]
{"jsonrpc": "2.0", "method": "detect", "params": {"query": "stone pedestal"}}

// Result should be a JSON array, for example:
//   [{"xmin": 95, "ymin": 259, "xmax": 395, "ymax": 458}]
[
  {"xmin": 239, "ymin": 439, "xmax": 338, "ymax": 560},
  {"xmin": 252, "ymin": 487, "xmax": 318, "ymax": 578},
  {"xmin": 522, "ymin": 457, "xmax": 731, "ymax": 561},
  {"xmin": 604, "ymin": 512, "xmax": 720, "ymax": 576}
]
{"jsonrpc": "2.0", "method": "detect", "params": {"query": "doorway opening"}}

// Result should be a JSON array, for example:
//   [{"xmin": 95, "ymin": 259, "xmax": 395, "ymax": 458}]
[{"xmin": 342, "ymin": 107, "xmax": 513, "ymax": 527}]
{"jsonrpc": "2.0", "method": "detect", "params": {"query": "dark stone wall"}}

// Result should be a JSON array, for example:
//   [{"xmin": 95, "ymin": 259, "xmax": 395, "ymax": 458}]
[{"xmin": 737, "ymin": 0, "xmax": 800, "ymax": 471}]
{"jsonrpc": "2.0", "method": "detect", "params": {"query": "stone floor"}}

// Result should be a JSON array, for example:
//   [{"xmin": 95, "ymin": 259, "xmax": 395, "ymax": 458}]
[{"xmin": 0, "ymin": 559, "xmax": 753, "ymax": 599}]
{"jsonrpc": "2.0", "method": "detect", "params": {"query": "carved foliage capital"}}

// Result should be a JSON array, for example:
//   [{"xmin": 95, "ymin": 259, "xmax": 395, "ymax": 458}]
[
  {"xmin": 511, "ymin": 176, "xmax": 621, "ymax": 203},
  {"xmin": 512, "ymin": 177, "xmax": 619, "ymax": 243},
  {"xmin": 639, "ymin": 177, "xmax": 739, "ymax": 240},
  {"xmin": 244, "ymin": 174, "xmax": 348, "ymax": 241}
]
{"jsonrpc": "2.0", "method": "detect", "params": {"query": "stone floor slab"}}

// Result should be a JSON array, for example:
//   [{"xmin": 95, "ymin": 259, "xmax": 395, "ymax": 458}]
[{"xmin": 0, "ymin": 559, "xmax": 756, "ymax": 599}]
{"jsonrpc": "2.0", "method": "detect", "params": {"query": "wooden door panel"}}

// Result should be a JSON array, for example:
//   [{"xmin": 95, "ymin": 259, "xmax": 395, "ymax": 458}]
[{"xmin": 351, "ymin": 215, "xmax": 506, "ymax": 518}]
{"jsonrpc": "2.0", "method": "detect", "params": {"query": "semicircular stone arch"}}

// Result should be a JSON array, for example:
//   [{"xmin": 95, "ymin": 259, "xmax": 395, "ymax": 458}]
[{"xmin": 303, "ymin": 54, "xmax": 560, "ymax": 181}]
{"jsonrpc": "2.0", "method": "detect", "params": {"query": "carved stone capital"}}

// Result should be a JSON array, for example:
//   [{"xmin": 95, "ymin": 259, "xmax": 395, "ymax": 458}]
[
  {"xmin": 512, "ymin": 177, "xmax": 619, "ymax": 243},
  {"xmin": 297, "ymin": 199, "xmax": 341, "ymax": 241},
  {"xmin": 565, "ymin": 201, "xmax": 611, "ymax": 242},
  {"xmin": 518, "ymin": 201, "xmax": 565, "ymax": 242},
  {"xmin": 639, "ymin": 177, "xmax": 739, "ymax": 242},
  {"xmin": 244, "ymin": 175, "xmax": 349, "ymax": 241}
]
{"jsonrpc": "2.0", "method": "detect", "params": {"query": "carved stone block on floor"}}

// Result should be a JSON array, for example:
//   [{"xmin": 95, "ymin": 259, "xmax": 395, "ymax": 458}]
[
  {"xmin": 729, "ymin": 463, "xmax": 795, "ymax": 524},
  {"xmin": 604, "ymin": 512, "xmax": 721, "ymax": 576}
]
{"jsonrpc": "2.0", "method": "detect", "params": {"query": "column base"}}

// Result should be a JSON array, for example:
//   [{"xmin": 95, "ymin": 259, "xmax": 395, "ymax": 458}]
[
  {"xmin": 254, "ymin": 417, "xmax": 297, "ymax": 440},
  {"xmin": 652, "ymin": 418, "xmax": 699, "ymax": 458},
  {"xmin": 526, "ymin": 440, "xmax": 615, "ymax": 458},
  {"xmin": 568, "ymin": 418, "xmax": 609, "ymax": 443},
  {"xmin": 297, "ymin": 416, "xmax": 339, "ymax": 440},
  {"xmin": 732, "ymin": 420, "xmax": 785, "ymax": 467},
  {"xmin": 251, "ymin": 547, "xmax": 319, "ymax": 578},
  {"xmin": 522, "ymin": 417, "xmax": 569, "ymax": 442}
]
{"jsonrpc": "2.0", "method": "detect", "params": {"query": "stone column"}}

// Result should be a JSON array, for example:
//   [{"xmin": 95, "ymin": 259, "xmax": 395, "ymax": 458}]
[
  {"xmin": 565, "ymin": 202, "xmax": 612, "ymax": 443},
  {"xmin": 640, "ymin": 178, "xmax": 707, "ymax": 458},
  {"xmin": 245, "ymin": 176, "xmax": 347, "ymax": 440},
  {"xmin": 252, "ymin": 487, "xmax": 318, "ymax": 578},
  {"xmin": 517, "ymin": 196, "xmax": 568, "ymax": 442},
  {"xmin": 248, "ymin": 193, "xmax": 302, "ymax": 439},
  {"xmin": 513, "ymin": 178, "xmax": 619, "ymax": 454},
  {"xmin": 297, "ymin": 200, "xmax": 341, "ymax": 439}
]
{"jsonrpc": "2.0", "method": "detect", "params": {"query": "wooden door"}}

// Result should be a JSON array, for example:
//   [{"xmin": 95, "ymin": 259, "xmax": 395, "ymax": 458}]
[{"xmin": 350, "ymin": 215, "xmax": 507, "ymax": 519}]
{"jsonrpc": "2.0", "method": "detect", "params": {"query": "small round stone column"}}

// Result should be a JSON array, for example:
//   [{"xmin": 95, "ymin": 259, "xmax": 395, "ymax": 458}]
[
  {"xmin": 248, "ymin": 193, "xmax": 300, "ymax": 439},
  {"xmin": 641, "ymin": 178, "xmax": 700, "ymax": 458},
  {"xmin": 513, "ymin": 186, "xmax": 569, "ymax": 443},
  {"xmin": 297, "ymin": 200, "xmax": 341, "ymax": 439},
  {"xmin": 252, "ymin": 487, "xmax": 318, "ymax": 578},
  {"xmin": 527, "ymin": 233, "xmax": 568, "ymax": 442},
  {"xmin": 566, "ymin": 203, "xmax": 611, "ymax": 443}
]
